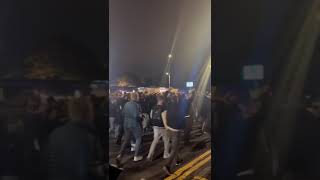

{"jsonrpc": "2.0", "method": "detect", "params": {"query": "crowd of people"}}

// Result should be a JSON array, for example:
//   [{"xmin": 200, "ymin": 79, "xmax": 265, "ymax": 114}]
[
  {"xmin": 213, "ymin": 85, "xmax": 271, "ymax": 178},
  {"xmin": 213, "ymin": 84, "xmax": 320, "ymax": 178},
  {"xmin": 0, "ymin": 87, "xmax": 212, "ymax": 179},
  {"xmin": 109, "ymin": 90, "xmax": 211, "ymax": 175},
  {"xmin": 0, "ymin": 89, "xmax": 108, "ymax": 180}
]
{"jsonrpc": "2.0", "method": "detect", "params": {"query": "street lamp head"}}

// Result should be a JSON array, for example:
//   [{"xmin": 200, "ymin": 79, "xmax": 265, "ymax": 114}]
[
  {"xmin": 166, "ymin": 72, "xmax": 169, "ymax": 75},
  {"xmin": 168, "ymin": 54, "xmax": 172, "ymax": 58}
]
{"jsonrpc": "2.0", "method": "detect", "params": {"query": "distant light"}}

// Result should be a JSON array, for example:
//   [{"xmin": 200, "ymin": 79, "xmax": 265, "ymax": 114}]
[
  {"xmin": 166, "ymin": 72, "xmax": 169, "ymax": 75},
  {"xmin": 159, "ymin": 87, "xmax": 167, "ymax": 93},
  {"xmin": 186, "ymin": 82, "xmax": 194, "ymax": 88},
  {"xmin": 168, "ymin": 54, "xmax": 172, "ymax": 58}
]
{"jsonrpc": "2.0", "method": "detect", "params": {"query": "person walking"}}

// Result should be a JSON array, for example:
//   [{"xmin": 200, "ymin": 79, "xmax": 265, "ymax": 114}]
[
  {"xmin": 184, "ymin": 92, "xmax": 195, "ymax": 145},
  {"xmin": 116, "ymin": 93, "xmax": 143, "ymax": 166},
  {"xmin": 46, "ymin": 96, "xmax": 105, "ymax": 180},
  {"xmin": 116, "ymin": 94, "xmax": 128, "ymax": 145},
  {"xmin": 162, "ymin": 94, "xmax": 187, "ymax": 175},
  {"xmin": 22, "ymin": 90, "xmax": 43, "ymax": 179},
  {"xmin": 109, "ymin": 97, "xmax": 119, "ymax": 138},
  {"xmin": 147, "ymin": 95, "xmax": 170, "ymax": 161}
]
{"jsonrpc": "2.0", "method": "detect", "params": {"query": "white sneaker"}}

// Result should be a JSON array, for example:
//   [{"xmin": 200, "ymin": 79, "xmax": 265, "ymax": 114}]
[
  {"xmin": 131, "ymin": 143, "xmax": 136, "ymax": 152},
  {"xmin": 163, "ymin": 154, "xmax": 170, "ymax": 159},
  {"xmin": 133, "ymin": 156, "xmax": 143, "ymax": 162},
  {"xmin": 147, "ymin": 156, "xmax": 153, "ymax": 161}
]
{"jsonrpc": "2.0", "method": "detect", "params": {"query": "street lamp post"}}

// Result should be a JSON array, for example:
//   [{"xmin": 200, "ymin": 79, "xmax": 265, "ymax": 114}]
[
  {"xmin": 166, "ymin": 72, "xmax": 171, "ymax": 88},
  {"xmin": 167, "ymin": 54, "xmax": 172, "ymax": 88}
]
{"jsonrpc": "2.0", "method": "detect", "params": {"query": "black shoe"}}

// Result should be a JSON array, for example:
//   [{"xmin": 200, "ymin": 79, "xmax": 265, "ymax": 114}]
[
  {"xmin": 176, "ymin": 159, "xmax": 183, "ymax": 166},
  {"xmin": 162, "ymin": 166, "xmax": 172, "ymax": 176}
]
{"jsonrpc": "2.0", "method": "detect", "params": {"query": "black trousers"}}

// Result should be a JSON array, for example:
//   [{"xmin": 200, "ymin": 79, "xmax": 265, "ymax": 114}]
[
  {"xmin": 116, "ymin": 123, "xmax": 124, "ymax": 144},
  {"xmin": 166, "ymin": 130, "xmax": 181, "ymax": 168},
  {"xmin": 184, "ymin": 117, "xmax": 192, "ymax": 144}
]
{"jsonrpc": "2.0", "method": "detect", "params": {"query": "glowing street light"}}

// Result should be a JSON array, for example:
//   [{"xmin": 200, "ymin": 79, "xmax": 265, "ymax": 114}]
[{"xmin": 168, "ymin": 54, "xmax": 172, "ymax": 59}]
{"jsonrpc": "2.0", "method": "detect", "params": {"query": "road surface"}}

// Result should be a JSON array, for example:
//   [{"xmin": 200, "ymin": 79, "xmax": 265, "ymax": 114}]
[{"xmin": 109, "ymin": 122, "xmax": 212, "ymax": 180}]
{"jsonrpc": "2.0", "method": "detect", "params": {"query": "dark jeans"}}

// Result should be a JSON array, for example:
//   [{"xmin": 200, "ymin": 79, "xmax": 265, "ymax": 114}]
[
  {"xmin": 166, "ymin": 130, "xmax": 181, "ymax": 168},
  {"xmin": 116, "ymin": 121, "xmax": 124, "ymax": 144},
  {"xmin": 119, "ymin": 126, "xmax": 142, "ymax": 157}
]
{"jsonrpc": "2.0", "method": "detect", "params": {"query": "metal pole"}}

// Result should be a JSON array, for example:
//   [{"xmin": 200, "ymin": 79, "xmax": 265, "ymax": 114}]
[
  {"xmin": 168, "ymin": 73, "xmax": 171, "ymax": 88},
  {"xmin": 167, "ymin": 54, "xmax": 172, "ymax": 88}
]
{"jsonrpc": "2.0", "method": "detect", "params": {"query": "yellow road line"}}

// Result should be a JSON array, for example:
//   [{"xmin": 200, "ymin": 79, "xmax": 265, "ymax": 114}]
[
  {"xmin": 178, "ymin": 155, "xmax": 211, "ymax": 179},
  {"xmin": 193, "ymin": 176, "xmax": 208, "ymax": 180},
  {"xmin": 164, "ymin": 150, "xmax": 211, "ymax": 180}
]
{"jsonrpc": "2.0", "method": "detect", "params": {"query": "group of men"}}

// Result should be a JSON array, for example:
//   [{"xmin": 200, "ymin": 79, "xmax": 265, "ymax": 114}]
[
  {"xmin": 109, "ymin": 90, "xmax": 211, "ymax": 175},
  {"xmin": 1, "ymin": 89, "xmax": 108, "ymax": 180}
]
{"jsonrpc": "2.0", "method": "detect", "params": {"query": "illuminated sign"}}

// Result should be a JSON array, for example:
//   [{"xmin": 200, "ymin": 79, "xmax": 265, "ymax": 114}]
[{"xmin": 186, "ymin": 82, "xmax": 194, "ymax": 87}]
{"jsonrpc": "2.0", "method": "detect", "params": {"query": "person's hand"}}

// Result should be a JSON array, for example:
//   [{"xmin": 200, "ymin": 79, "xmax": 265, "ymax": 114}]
[
  {"xmin": 166, "ymin": 126, "xmax": 178, "ymax": 132},
  {"xmin": 170, "ymin": 127, "xmax": 179, "ymax": 132}
]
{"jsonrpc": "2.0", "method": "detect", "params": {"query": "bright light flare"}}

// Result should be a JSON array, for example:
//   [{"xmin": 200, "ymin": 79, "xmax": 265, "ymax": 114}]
[
  {"xmin": 192, "ymin": 56, "xmax": 212, "ymax": 114},
  {"xmin": 264, "ymin": 1, "xmax": 320, "ymax": 172}
]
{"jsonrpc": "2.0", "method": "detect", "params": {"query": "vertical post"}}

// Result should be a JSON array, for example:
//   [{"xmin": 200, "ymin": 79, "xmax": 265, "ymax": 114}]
[
  {"xmin": 168, "ymin": 54, "xmax": 172, "ymax": 88},
  {"xmin": 168, "ymin": 73, "xmax": 171, "ymax": 88}
]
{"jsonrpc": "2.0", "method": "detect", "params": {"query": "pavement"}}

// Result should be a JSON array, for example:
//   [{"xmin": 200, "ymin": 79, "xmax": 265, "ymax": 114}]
[{"xmin": 109, "ymin": 122, "xmax": 212, "ymax": 180}]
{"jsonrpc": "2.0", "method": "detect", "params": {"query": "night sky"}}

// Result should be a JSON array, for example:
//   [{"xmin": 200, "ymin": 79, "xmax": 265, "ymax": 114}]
[
  {"xmin": 109, "ymin": 0, "xmax": 211, "ymax": 88},
  {"xmin": 0, "ymin": 0, "xmax": 106, "ymax": 79},
  {"xmin": 2, "ymin": 0, "xmax": 312, "ymax": 86},
  {"xmin": 213, "ymin": 0, "xmax": 312, "ymax": 84}
]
